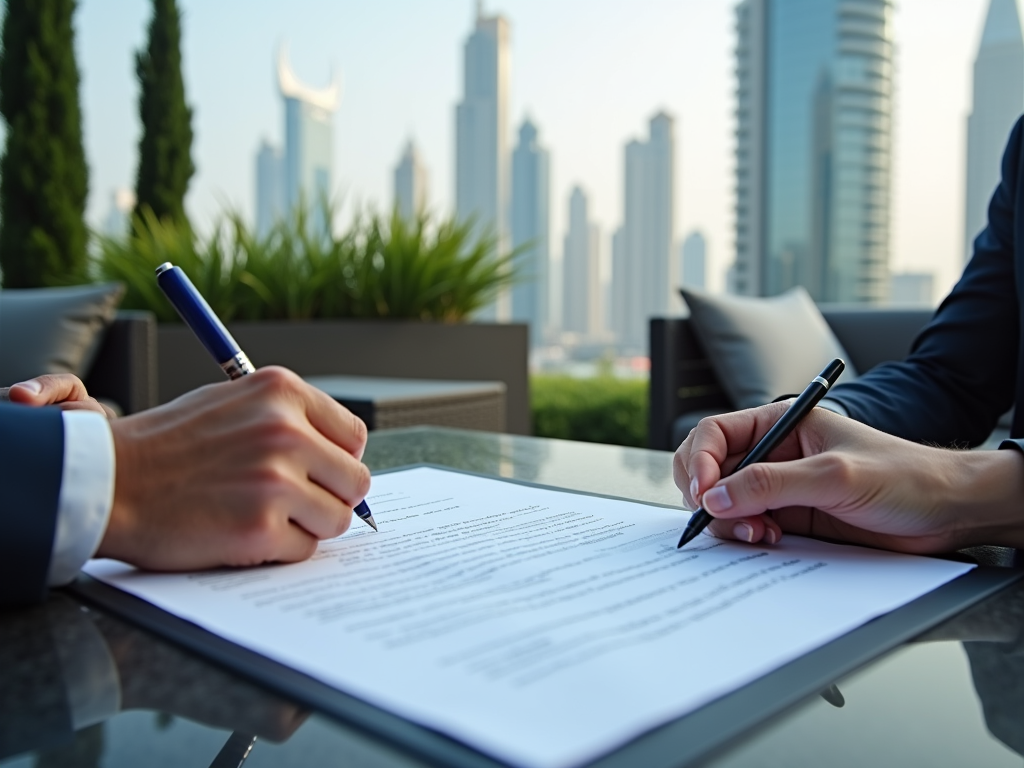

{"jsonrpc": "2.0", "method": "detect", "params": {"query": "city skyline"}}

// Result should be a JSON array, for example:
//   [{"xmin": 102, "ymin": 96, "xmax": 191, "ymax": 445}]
[{"xmin": 80, "ymin": 0, "xmax": 1004, "ymax": 303}]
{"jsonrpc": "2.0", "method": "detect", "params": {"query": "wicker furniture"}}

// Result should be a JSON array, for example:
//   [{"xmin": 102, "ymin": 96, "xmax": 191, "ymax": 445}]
[{"xmin": 305, "ymin": 376, "xmax": 506, "ymax": 432}]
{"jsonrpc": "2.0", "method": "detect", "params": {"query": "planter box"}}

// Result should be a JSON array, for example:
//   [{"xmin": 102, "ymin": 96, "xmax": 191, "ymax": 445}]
[{"xmin": 157, "ymin": 319, "xmax": 530, "ymax": 435}]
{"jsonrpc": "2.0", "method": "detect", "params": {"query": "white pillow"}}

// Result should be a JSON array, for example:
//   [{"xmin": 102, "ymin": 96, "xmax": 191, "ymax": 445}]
[
  {"xmin": 680, "ymin": 286, "xmax": 858, "ymax": 409},
  {"xmin": 0, "ymin": 283, "xmax": 124, "ymax": 386}
]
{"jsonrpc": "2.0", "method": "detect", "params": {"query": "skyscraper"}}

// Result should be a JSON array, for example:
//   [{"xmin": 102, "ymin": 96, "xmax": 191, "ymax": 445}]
[
  {"xmin": 613, "ymin": 113, "xmax": 676, "ymax": 352},
  {"xmin": 393, "ymin": 139, "xmax": 429, "ymax": 221},
  {"xmin": 964, "ymin": 0, "xmax": 1024, "ymax": 259},
  {"xmin": 455, "ymin": 3, "xmax": 510, "ymax": 320},
  {"xmin": 255, "ymin": 139, "xmax": 283, "ymax": 237},
  {"xmin": 734, "ymin": 0, "xmax": 893, "ymax": 303},
  {"xmin": 610, "ymin": 227, "xmax": 627, "ymax": 342},
  {"xmin": 278, "ymin": 46, "xmax": 340, "ymax": 216},
  {"xmin": 680, "ymin": 230, "xmax": 707, "ymax": 290},
  {"xmin": 104, "ymin": 188, "xmax": 136, "ymax": 236},
  {"xmin": 562, "ymin": 186, "xmax": 600, "ymax": 337},
  {"xmin": 510, "ymin": 118, "xmax": 550, "ymax": 345}
]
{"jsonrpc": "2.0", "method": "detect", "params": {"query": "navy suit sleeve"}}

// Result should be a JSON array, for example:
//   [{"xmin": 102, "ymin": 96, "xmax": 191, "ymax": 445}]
[
  {"xmin": 826, "ymin": 116, "xmax": 1023, "ymax": 447},
  {"xmin": 0, "ymin": 403, "xmax": 64, "ymax": 606}
]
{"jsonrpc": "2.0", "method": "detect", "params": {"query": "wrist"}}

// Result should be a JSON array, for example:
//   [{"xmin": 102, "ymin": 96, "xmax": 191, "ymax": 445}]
[
  {"xmin": 95, "ymin": 421, "xmax": 141, "ymax": 562},
  {"xmin": 946, "ymin": 449, "xmax": 1024, "ymax": 549}
]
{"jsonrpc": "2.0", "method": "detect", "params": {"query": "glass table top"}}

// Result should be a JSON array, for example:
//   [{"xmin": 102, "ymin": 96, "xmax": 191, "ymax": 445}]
[{"xmin": 3, "ymin": 427, "xmax": 1023, "ymax": 768}]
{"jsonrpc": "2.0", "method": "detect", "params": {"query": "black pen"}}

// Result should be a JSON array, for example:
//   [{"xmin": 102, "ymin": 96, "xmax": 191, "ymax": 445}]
[{"xmin": 676, "ymin": 358, "xmax": 845, "ymax": 548}]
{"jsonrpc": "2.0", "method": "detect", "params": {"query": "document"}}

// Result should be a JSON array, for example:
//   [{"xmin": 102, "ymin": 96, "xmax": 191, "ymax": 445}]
[{"xmin": 84, "ymin": 466, "xmax": 973, "ymax": 768}]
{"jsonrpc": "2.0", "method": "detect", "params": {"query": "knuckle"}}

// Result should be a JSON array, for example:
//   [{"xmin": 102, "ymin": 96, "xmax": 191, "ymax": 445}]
[
  {"xmin": 335, "ymin": 507, "xmax": 353, "ymax": 538},
  {"xmin": 253, "ymin": 366, "xmax": 301, "ymax": 395},
  {"xmin": 672, "ymin": 450, "xmax": 690, "ymax": 486},
  {"xmin": 353, "ymin": 462, "xmax": 372, "ymax": 499},
  {"xmin": 745, "ymin": 463, "xmax": 777, "ymax": 500},
  {"xmin": 299, "ymin": 537, "xmax": 318, "ymax": 559},
  {"xmin": 821, "ymin": 453, "xmax": 855, "ymax": 487},
  {"xmin": 350, "ymin": 410, "xmax": 368, "ymax": 445},
  {"xmin": 236, "ymin": 506, "xmax": 281, "ymax": 560},
  {"xmin": 255, "ymin": 413, "xmax": 305, "ymax": 453}
]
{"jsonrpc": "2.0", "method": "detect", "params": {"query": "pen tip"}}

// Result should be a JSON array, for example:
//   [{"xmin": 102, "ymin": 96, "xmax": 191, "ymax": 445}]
[
  {"xmin": 676, "ymin": 526, "xmax": 698, "ymax": 549},
  {"xmin": 365, "ymin": 514, "xmax": 378, "ymax": 532}
]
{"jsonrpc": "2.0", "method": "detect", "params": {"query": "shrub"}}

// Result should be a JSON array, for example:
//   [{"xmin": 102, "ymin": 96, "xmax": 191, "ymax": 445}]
[
  {"xmin": 0, "ymin": 0, "xmax": 89, "ymax": 287},
  {"xmin": 93, "ymin": 202, "xmax": 521, "ymax": 323},
  {"xmin": 531, "ymin": 375, "xmax": 647, "ymax": 447},
  {"xmin": 134, "ymin": 0, "xmax": 194, "ymax": 229}
]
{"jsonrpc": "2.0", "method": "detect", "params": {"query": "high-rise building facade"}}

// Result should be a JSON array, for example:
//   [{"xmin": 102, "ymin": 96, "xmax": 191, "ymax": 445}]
[
  {"xmin": 562, "ymin": 186, "xmax": 600, "ymax": 337},
  {"xmin": 612, "ymin": 113, "xmax": 676, "ymax": 352},
  {"xmin": 734, "ymin": 0, "xmax": 893, "ymax": 303},
  {"xmin": 964, "ymin": 0, "xmax": 1024, "ymax": 259},
  {"xmin": 278, "ymin": 46, "xmax": 339, "ymax": 216},
  {"xmin": 890, "ymin": 272, "xmax": 935, "ymax": 305},
  {"xmin": 680, "ymin": 230, "xmax": 707, "ymax": 290},
  {"xmin": 255, "ymin": 140, "xmax": 283, "ymax": 237},
  {"xmin": 510, "ymin": 118, "xmax": 550, "ymax": 345},
  {"xmin": 393, "ymin": 139, "xmax": 429, "ymax": 222},
  {"xmin": 455, "ymin": 4, "xmax": 510, "ymax": 320}
]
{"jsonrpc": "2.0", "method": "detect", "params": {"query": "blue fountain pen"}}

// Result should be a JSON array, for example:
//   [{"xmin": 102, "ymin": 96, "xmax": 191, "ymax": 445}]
[{"xmin": 155, "ymin": 262, "xmax": 377, "ymax": 532}]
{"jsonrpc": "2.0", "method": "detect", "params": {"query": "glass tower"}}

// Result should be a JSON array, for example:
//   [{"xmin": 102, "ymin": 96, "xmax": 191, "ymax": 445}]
[
  {"xmin": 964, "ymin": 0, "xmax": 1024, "ymax": 260},
  {"xmin": 277, "ymin": 46, "xmax": 339, "ymax": 222},
  {"xmin": 734, "ymin": 0, "xmax": 893, "ymax": 303},
  {"xmin": 612, "ymin": 113, "xmax": 676, "ymax": 352},
  {"xmin": 562, "ymin": 186, "xmax": 600, "ymax": 337},
  {"xmin": 456, "ymin": 4, "xmax": 510, "ymax": 321},
  {"xmin": 393, "ymin": 139, "xmax": 429, "ymax": 222},
  {"xmin": 510, "ymin": 118, "xmax": 550, "ymax": 346}
]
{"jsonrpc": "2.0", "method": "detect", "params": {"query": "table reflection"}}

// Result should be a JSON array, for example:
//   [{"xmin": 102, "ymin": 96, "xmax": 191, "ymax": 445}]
[{"xmin": 1, "ymin": 594, "xmax": 305, "ymax": 766}]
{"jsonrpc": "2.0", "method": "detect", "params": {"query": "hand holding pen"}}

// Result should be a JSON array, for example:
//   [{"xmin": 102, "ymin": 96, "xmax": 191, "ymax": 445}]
[
  {"xmin": 676, "ymin": 359, "xmax": 845, "ymax": 548},
  {"xmin": 672, "ymin": 357, "xmax": 1024, "ymax": 554},
  {"xmin": 155, "ymin": 262, "xmax": 377, "ymax": 532}
]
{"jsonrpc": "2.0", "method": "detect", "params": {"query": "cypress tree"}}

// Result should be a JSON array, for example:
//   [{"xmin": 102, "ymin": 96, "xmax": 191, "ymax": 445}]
[
  {"xmin": 134, "ymin": 0, "xmax": 194, "ymax": 228},
  {"xmin": 0, "ymin": 0, "xmax": 89, "ymax": 288}
]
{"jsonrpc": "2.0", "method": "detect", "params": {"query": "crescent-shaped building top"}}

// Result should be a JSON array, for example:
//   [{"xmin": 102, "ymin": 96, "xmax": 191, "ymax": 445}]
[
  {"xmin": 277, "ymin": 44, "xmax": 341, "ymax": 113},
  {"xmin": 255, "ymin": 44, "xmax": 341, "ymax": 232}
]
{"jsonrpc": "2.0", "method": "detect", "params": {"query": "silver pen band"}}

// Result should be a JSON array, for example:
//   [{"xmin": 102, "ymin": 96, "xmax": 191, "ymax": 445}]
[
  {"xmin": 221, "ymin": 352, "xmax": 256, "ymax": 380},
  {"xmin": 812, "ymin": 375, "xmax": 830, "ymax": 389}
]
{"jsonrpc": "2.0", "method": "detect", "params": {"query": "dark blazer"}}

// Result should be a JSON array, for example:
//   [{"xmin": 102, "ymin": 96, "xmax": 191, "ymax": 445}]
[
  {"xmin": 0, "ymin": 403, "xmax": 64, "ymax": 606},
  {"xmin": 829, "ymin": 115, "xmax": 1024, "ymax": 447}
]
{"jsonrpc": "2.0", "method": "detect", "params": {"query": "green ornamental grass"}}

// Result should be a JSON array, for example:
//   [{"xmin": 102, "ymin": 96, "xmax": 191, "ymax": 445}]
[{"xmin": 94, "ymin": 199, "xmax": 523, "ymax": 323}]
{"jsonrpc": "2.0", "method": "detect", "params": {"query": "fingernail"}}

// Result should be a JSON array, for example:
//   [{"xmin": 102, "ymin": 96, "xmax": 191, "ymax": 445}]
[
  {"xmin": 765, "ymin": 527, "xmax": 778, "ymax": 545},
  {"xmin": 733, "ymin": 522, "xmax": 754, "ymax": 543},
  {"xmin": 702, "ymin": 485, "xmax": 733, "ymax": 513},
  {"xmin": 14, "ymin": 380, "xmax": 41, "ymax": 394},
  {"xmin": 689, "ymin": 477, "xmax": 699, "ymax": 502}
]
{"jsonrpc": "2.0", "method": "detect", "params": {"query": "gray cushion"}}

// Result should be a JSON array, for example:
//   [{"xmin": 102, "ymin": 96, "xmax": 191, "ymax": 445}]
[
  {"xmin": 680, "ymin": 286, "xmax": 858, "ymax": 409},
  {"xmin": 0, "ymin": 283, "xmax": 125, "ymax": 386}
]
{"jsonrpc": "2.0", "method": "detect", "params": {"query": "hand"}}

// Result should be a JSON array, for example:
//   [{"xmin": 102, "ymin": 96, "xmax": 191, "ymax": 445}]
[
  {"xmin": 4, "ymin": 373, "xmax": 116, "ymax": 418},
  {"xmin": 96, "ymin": 366, "xmax": 371, "ymax": 570},
  {"xmin": 674, "ymin": 402, "xmax": 1024, "ymax": 554}
]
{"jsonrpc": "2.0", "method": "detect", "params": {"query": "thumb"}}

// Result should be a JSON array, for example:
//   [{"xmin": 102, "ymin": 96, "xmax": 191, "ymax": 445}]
[
  {"xmin": 9, "ymin": 374, "xmax": 89, "ymax": 407},
  {"xmin": 700, "ymin": 454, "xmax": 845, "ymax": 520}
]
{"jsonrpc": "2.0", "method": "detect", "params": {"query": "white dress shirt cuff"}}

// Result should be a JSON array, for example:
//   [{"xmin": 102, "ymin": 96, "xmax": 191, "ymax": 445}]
[{"xmin": 48, "ymin": 411, "xmax": 115, "ymax": 586}]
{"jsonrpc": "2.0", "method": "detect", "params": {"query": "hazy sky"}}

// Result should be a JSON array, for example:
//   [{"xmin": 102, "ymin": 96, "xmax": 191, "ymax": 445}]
[{"xmin": 77, "ymin": 0, "xmax": 998, "ymax": 299}]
